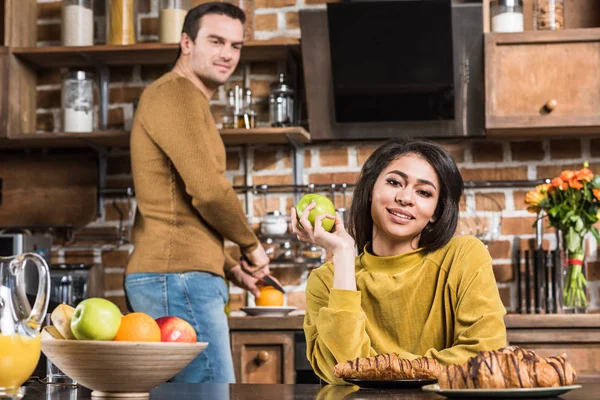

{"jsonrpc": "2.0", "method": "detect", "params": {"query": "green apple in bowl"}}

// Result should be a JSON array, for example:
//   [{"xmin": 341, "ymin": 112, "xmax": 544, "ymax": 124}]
[
  {"xmin": 295, "ymin": 193, "xmax": 337, "ymax": 232},
  {"xmin": 71, "ymin": 298, "xmax": 123, "ymax": 341}
]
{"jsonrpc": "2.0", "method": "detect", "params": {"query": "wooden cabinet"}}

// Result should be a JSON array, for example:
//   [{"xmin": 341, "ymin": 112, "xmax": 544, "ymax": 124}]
[
  {"xmin": 505, "ymin": 314, "xmax": 600, "ymax": 382},
  {"xmin": 231, "ymin": 331, "xmax": 295, "ymax": 384},
  {"xmin": 485, "ymin": 29, "xmax": 600, "ymax": 136}
]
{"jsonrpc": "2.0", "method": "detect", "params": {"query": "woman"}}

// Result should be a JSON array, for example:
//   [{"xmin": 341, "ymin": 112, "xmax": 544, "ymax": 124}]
[{"xmin": 291, "ymin": 138, "xmax": 506, "ymax": 385}]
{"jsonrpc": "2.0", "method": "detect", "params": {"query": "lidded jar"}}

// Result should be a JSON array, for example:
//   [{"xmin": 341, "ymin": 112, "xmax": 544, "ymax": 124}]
[
  {"xmin": 533, "ymin": 0, "xmax": 565, "ymax": 30},
  {"xmin": 159, "ymin": 0, "xmax": 190, "ymax": 43},
  {"xmin": 490, "ymin": 0, "xmax": 523, "ymax": 33},
  {"xmin": 269, "ymin": 73, "xmax": 295, "ymax": 127},
  {"xmin": 62, "ymin": 71, "xmax": 95, "ymax": 132},
  {"xmin": 62, "ymin": 0, "xmax": 94, "ymax": 46},
  {"xmin": 106, "ymin": 0, "xmax": 138, "ymax": 45}
]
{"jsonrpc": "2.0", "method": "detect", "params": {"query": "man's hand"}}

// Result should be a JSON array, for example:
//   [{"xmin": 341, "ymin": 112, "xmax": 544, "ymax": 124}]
[
  {"xmin": 226, "ymin": 265, "xmax": 262, "ymax": 297},
  {"xmin": 241, "ymin": 243, "xmax": 270, "ymax": 278}
]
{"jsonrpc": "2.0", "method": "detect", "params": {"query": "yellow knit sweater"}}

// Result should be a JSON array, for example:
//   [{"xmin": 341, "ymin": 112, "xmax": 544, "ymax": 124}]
[
  {"xmin": 304, "ymin": 235, "xmax": 507, "ymax": 384},
  {"xmin": 127, "ymin": 72, "xmax": 258, "ymax": 277}
]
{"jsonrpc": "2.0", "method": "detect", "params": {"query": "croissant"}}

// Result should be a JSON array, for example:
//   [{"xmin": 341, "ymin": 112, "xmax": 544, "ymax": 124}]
[
  {"xmin": 333, "ymin": 353, "xmax": 441, "ymax": 380},
  {"xmin": 438, "ymin": 346, "xmax": 577, "ymax": 389}
]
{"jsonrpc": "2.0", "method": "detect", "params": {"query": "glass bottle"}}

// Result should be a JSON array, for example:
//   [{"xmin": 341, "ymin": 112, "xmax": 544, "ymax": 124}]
[
  {"xmin": 269, "ymin": 73, "xmax": 295, "ymax": 127},
  {"xmin": 62, "ymin": 0, "xmax": 94, "ymax": 46},
  {"xmin": 233, "ymin": 85, "xmax": 244, "ymax": 128},
  {"xmin": 106, "ymin": 0, "xmax": 138, "ymax": 45},
  {"xmin": 222, "ymin": 89, "xmax": 235, "ymax": 129},
  {"xmin": 490, "ymin": 0, "xmax": 524, "ymax": 33},
  {"xmin": 533, "ymin": 0, "xmax": 565, "ymax": 31},
  {"xmin": 240, "ymin": 88, "xmax": 256, "ymax": 129},
  {"xmin": 159, "ymin": 0, "xmax": 190, "ymax": 44},
  {"xmin": 62, "ymin": 71, "xmax": 95, "ymax": 132}
]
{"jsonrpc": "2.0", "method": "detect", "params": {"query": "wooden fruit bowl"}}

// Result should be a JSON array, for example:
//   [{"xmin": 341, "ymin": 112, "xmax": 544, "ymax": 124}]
[{"xmin": 41, "ymin": 337, "xmax": 208, "ymax": 397}]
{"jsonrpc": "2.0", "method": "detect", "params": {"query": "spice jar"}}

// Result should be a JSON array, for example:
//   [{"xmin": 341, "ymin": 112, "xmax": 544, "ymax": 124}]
[
  {"xmin": 490, "ymin": 0, "xmax": 523, "ymax": 33},
  {"xmin": 62, "ymin": 71, "xmax": 95, "ymax": 132},
  {"xmin": 159, "ymin": 0, "xmax": 190, "ymax": 44},
  {"xmin": 106, "ymin": 0, "xmax": 138, "ymax": 45},
  {"xmin": 533, "ymin": 0, "xmax": 564, "ymax": 31},
  {"xmin": 269, "ymin": 73, "xmax": 295, "ymax": 127},
  {"xmin": 62, "ymin": 0, "xmax": 94, "ymax": 46}
]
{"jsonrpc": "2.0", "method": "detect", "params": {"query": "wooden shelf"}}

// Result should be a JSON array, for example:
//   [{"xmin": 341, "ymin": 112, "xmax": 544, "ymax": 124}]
[
  {"xmin": 0, "ymin": 127, "xmax": 310, "ymax": 149},
  {"xmin": 220, "ymin": 127, "xmax": 310, "ymax": 145},
  {"xmin": 0, "ymin": 131, "xmax": 130, "ymax": 149},
  {"xmin": 11, "ymin": 38, "xmax": 300, "ymax": 70}
]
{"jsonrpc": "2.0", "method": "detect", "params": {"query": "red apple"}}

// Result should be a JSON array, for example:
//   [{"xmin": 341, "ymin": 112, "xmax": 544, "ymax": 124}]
[{"xmin": 155, "ymin": 316, "xmax": 197, "ymax": 343}]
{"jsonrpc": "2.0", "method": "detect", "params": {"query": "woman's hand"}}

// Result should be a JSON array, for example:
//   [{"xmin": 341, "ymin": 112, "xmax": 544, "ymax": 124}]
[
  {"xmin": 290, "ymin": 202, "xmax": 355, "ymax": 254},
  {"xmin": 291, "ymin": 202, "xmax": 357, "ymax": 290}
]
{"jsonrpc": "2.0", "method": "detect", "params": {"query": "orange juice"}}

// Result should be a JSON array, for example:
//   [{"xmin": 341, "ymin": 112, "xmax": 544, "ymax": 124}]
[{"xmin": 0, "ymin": 333, "xmax": 41, "ymax": 390}]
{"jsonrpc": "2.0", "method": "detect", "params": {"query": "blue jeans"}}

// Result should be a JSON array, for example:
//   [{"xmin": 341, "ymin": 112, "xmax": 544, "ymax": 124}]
[{"xmin": 124, "ymin": 271, "xmax": 235, "ymax": 383}]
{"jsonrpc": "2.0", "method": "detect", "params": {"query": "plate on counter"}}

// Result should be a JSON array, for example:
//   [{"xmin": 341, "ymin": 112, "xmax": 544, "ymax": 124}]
[
  {"xmin": 345, "ymin": 378, "xmax": 437, "ymax": 389},
  {"xmin": 241, "ymin": 306, "xmax": 297, "ymax": 317},
  {"xmin": 421, "ymin": 384, "xmax": 582, "ymax": 398}
]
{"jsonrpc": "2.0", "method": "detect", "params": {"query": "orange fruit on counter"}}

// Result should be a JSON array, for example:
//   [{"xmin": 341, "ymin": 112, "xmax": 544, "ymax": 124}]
[
  {"xmin": 113, "ymin": 312, "xmax": 161, "ymax": 342},
  {"xmin": 256, "ymin": 286, "xmax": 284, "ymax": 307}
]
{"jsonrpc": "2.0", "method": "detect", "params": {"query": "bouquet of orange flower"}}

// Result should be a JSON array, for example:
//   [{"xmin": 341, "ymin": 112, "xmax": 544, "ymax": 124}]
[{"xmin": 525, "ymin": 163, "xmax": 600, "ymax": 309}]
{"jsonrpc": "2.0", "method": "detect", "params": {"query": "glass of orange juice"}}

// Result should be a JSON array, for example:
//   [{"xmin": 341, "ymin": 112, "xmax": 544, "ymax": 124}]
[{"xmin": 0, "ymin": 253, "xmax": 50, "ymax": 399}]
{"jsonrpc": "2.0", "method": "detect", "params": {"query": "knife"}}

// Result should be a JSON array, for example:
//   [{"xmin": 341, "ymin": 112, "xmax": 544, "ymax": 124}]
[{"xmin": 240, "ymin": 255, "xmax": 285, "ymax": 293}]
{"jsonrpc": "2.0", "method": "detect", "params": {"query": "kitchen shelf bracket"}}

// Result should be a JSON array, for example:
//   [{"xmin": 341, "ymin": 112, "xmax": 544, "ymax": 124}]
[{"xmin": 285, "ymin": 133, "xmax": 305, "ymax": 203}]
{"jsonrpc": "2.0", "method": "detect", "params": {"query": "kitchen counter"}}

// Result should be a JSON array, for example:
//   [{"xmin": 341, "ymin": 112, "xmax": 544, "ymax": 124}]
[
  {"xmin": 22, "ymin": 382, "xmax": 600, "ymax": 399},
  {"xmin": 228, "ymin": 314, "xmax": 600, "ymax": 331}
]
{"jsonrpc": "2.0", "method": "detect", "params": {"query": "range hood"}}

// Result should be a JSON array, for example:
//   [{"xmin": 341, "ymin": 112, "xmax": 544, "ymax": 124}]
[{"xmin": 299, "ymin": 1, "xmax": 485, "ymax": 141}]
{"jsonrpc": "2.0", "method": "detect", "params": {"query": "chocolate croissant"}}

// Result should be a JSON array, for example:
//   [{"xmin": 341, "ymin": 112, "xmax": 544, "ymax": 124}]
[
  {"xmin": 333, "ymin": 353, "xmax": 441, "ymax": 380},
  {"xmin": 438, "ymin": 346, "xmax": 577, "ymax": 389}
]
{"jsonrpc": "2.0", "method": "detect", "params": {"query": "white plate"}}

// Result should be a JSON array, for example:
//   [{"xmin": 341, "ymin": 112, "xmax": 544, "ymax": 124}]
[
  {"xmin": 421, "ymin": 383, "xmax": 582, "ymax": 398},
  {"xmin": 241, "ymin": 306, "xmax": 297, "ymax": 317}
]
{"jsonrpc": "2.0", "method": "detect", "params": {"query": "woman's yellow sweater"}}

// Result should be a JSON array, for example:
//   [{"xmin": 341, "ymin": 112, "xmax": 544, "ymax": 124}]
[{"xmin": 304, "ymin": 235, "xmax": 507, "ymax": 384}]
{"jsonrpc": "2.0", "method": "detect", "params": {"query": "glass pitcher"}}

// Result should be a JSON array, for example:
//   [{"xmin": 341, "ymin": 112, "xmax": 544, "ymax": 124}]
[{"xmin": 0, "ymin": 253, "xmax": 50, "ymax": 399}]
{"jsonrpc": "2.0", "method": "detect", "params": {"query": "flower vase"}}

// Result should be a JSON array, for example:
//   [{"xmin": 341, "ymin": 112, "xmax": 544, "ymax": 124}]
[{"xmin": 560, "ymin": 245, "xmax": 588, "ymax": 314}]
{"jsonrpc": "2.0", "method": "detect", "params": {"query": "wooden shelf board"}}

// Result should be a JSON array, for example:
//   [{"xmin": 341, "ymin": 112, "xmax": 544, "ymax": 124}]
[
  {"xmin": 220, "ymin": 127, "xmax": 310, "ymax": 145},
  {"xmin": 0, "ymin": 127, "xmax": 310, "ymax": 149},
  {"xmin": 0, "ymin": 131, "xmax": 130, "ymax": 149},
  {"xmin": 11, "ymin": 39, "xmax": 300, "ymax": 69}
]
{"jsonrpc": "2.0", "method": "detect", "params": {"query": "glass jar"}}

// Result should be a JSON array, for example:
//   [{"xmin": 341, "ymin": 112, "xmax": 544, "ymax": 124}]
[
  {"xmin": 490, "ymin": 0, "xmax": 523, "ymax": 33},
  {"xmin": 159, "ymin": 0, "xmax": 190, "ymax": 44},
  {"xmin": 533, "ymin": 0, "xmax": 565, "ymax": 31},
  {"xmin": 106, "ymin": 0, "xmax": 138, "ymax": 45},
  {"xmin": 62, "ymin": 0, "xmax": 94, "ymax": 46},
  {"xmin": 62, "ymin": 71, "xmax": 95, "ymax": 132},
  {"xmin": 269, "ymin": 73, "xmax": 295, "ymax": 127}
]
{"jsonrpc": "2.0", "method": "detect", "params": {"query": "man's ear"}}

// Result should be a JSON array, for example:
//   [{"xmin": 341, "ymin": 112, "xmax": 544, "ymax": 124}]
[{"xmin": 180, "ymin": 33, "xmax": 192, "ymax": 55}]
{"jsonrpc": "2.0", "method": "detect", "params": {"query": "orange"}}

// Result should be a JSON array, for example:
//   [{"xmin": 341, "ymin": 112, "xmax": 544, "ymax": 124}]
[
  {"xmin": 256, "ymin": 286, "xmax": 284, "ymax": 307},
  {"xmin": 113, "ymin": 312, "xmax": 161, "ymax": 342}
]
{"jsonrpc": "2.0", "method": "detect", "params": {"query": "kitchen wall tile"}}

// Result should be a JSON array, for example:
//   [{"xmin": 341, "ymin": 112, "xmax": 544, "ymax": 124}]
[
  {"xmin": 493, "ymin": 264, "xmax": 513, "ymax": 283},
  {"xmin": 550, "ymin": 139, "xmax": 582, "ymax": 159},
  {"xmin": 510, "ymin": 141, "xmax": 545, "ymax": 161},
  {"xmin": 460, "ymin": 166, "xmax": 528, "ymax": 181},
  {"xmin": 472, "ymin": 142, "xmax": 504, "ymax": 162}
]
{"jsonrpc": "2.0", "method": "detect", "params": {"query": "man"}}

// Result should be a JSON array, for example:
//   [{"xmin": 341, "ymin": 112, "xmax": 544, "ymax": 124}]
[{"xmin": 125, "ymin": 3, "xmax": 270, "ymax": 383}]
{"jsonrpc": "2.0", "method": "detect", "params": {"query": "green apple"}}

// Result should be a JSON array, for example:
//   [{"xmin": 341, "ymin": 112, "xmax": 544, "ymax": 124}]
[
  {"xmin": 295, "ymin": 193, "xmax": 337, "ymax": 232},
  {"xmin": 71, "ymin": 298, "xmax": 123, "ymax": 341}
]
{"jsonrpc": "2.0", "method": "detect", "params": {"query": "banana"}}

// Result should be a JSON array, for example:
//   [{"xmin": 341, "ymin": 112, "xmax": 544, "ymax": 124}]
[
  {"xmin": 50, "ymin": 304, "xmax": 77, "ymax": 340},
  {"xmin": 41, "ymin": 326, "xmax": 64, "ymax": 340}
]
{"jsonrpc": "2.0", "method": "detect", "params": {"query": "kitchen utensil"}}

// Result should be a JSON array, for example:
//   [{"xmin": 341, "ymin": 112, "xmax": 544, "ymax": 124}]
[
  {"xmin": 262, "ymin": 274, "xmax": 286, "ymax": 294},
  {"xmin": 240, "ymin": 255, "xmax": 286, "ymax": 293}
]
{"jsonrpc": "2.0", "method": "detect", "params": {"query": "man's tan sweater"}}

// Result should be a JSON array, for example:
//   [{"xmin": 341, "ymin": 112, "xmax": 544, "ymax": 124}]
[{"xmin": 127, "ymin": 72, "xmax": 258, "ymax": 277}]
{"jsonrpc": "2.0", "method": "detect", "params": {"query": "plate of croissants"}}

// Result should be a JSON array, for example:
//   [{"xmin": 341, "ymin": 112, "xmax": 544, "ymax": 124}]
[
  {"xmin": 335, "ymin": 353, "xmax": 440, "ymax": 388},
  {"xmin": 335, "ymin": 346, "xmax": 582, "ymax": 397}
]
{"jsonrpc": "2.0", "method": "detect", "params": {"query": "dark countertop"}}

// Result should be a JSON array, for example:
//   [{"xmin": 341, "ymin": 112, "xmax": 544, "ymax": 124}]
[
  {"xmin": 228, "ymin": 314, "xmax": 600, "ymax": 331},
  {"xmin": 22, "ymin": 382, "xmax": 600, "ymax": 399}
]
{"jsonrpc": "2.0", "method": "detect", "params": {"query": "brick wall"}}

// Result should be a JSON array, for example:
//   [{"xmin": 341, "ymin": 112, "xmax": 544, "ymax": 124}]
[{"xmin": 36, "ymin": 0, "xmax": 600, "ymax": 314}]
